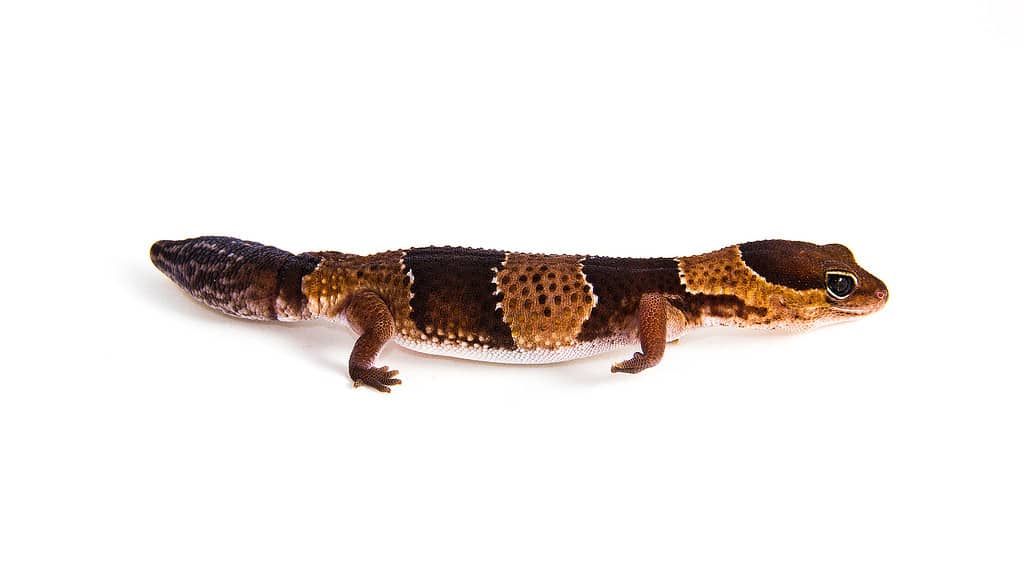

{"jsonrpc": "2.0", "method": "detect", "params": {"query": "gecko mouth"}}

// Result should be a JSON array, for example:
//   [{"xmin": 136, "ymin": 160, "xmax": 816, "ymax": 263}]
[{"xmin": 832, "ymin": 306, "xmax": 879, "ymax": 316}]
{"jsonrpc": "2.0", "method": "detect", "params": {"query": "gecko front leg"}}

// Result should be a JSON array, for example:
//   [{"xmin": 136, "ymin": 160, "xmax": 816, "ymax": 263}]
[
  {"xmin": 611, "ymin": 292, "xmax": 669, "ymax": 374},
  {"xmin": 345, "ymin": 289, "xmax": 401, "ymax": 393}
]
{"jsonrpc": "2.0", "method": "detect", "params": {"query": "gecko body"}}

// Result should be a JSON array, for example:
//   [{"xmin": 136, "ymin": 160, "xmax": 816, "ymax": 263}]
[{"xmin": 151, "ymin": 236, "xmax": 888, "ymax": 392}]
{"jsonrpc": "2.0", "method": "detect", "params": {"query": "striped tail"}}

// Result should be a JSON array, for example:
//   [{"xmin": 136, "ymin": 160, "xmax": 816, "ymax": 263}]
[{"xmin": 150, "ymin": 236, "xmax": 321, "ymax": 321}]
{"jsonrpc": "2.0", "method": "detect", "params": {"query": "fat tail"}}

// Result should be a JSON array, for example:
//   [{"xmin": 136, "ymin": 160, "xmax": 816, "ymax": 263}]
[{"xmin": 150, "ymin": 236, "xmax": 321, "ymax": 320}]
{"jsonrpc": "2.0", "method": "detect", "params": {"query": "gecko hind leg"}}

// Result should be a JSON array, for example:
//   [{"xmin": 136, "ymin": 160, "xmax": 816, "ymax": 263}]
[
  {"xmin": 611, "ymin": 292, "xmax": 668, "ymax": 374},
  {"xmin": 345, "ymin": 289, "xmax": 402, "ymax": 393}
]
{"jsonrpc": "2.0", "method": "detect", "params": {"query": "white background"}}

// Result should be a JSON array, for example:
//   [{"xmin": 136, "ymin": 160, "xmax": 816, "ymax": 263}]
[{"xmin": 1, "ymin": 1, "xmax": 1021, "ymax": 574}]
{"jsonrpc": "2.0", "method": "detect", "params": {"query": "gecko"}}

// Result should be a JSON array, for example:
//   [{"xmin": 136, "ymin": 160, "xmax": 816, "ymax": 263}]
[{"xmin": 150, "ymin": 236, "xmax": 888, "ymax": 392}]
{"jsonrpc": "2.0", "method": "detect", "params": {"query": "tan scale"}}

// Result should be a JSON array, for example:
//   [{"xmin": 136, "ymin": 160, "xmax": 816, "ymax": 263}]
[
  {"xmin": 301, "ymin": 250, "xmax": 417, "ymax": 335},
  {"xmin": 496, "ymin": 253, "xmax": 595, "ymax": 350}
]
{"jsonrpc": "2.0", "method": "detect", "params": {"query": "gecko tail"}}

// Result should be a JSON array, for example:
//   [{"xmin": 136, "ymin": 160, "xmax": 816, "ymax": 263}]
[{"xmin": 150, "ymin": 236, "xmax": 320, "ymax": 321}]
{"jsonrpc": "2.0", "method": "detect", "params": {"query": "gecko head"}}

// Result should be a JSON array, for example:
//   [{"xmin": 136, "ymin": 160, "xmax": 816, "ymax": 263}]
[{"xmin": 737, "ymin": 240, "xmax": 888, "ymax": 326}]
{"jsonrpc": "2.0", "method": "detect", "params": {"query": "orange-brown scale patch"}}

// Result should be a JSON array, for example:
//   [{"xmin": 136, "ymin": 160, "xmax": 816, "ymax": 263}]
[
  {"xmin": 496, "ymin": 253, "xmax": 594, "ymax": 350},
  {"xmin": 301, "ymin": 250, "xmax": 414, "ymax": 333}
]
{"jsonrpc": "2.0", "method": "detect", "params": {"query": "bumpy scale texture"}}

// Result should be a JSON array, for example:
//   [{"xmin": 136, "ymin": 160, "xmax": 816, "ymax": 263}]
[{"xmin": 151, "ymin": 236, "xmax": 888, "ymax": 389}]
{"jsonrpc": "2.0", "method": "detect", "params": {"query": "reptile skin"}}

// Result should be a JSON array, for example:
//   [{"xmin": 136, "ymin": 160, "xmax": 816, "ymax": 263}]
[{"xmin": 151, "ymin": 236, "xmax": 888, "ymax": 392}]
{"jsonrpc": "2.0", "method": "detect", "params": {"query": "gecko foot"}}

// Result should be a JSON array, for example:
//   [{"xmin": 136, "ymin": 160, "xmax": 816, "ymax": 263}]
[
  {"xmin": 611, "ymin": 352, "xmax": 656, "ymax": 374},
  {"xmin": 351, "ymin": 366, "xmax": 402, "ymax": 393}
]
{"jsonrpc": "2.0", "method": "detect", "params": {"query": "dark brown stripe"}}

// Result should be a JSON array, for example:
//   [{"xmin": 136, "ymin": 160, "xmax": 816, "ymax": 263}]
[
  {"xmin": 738, "ymin": 240, "xmax": 823, "ymax": 291},
  {"xmin": 403, "ymin": 247, "xmax": 515, "ymax": 349},
  {"xmin": 578, "ymin": 256, "xmax": 685, "ymax": 341},
  {"xmin": 669, "ymin": 293, "xmax": 768, "ymax": 323},
  {"xmin": 278, "ymin": 252, "xmax": 321, "ymax": 318}
]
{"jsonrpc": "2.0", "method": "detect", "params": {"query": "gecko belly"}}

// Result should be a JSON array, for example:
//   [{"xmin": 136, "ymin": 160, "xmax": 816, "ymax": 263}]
[{"xmin": 392, "ymin": 334, "xmax": 636, "ymax": 364}]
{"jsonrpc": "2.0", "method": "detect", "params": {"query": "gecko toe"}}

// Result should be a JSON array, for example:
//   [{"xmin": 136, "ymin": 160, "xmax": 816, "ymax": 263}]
[
  {"xmin": 611, "ymin": 352, "xmax": 647, "ymax": 374},
  {"xmin": 351, "ymin": 366, "xmax": 402, "ymax": 393}
]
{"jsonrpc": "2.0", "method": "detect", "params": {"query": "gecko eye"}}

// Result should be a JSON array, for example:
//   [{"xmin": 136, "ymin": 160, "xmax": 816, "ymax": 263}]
[{"xmin": 826, "ymin": 271, "xmax": 857, "ymax": 299}]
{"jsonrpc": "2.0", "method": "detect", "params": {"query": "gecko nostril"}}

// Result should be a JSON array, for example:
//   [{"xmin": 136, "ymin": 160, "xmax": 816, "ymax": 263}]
[{"xmin": 876, "ymin": 289, "xmax": 888, "ymax": 300}]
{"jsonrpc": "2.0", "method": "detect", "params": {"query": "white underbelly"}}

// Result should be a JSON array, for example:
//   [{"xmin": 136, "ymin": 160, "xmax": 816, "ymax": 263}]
[
  {"xmin": 391, "ymin": 318, "xmax": 689, "ymax": 365},
  {"xmin": 392, "ymin": 334, "xmax": 635, "ymax": 364}
]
